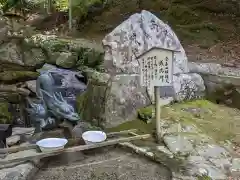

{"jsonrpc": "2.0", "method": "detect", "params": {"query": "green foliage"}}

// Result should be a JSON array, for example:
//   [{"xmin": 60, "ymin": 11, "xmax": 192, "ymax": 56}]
[
  {"xmin": 0, "ymin": 102, "xmax": 12, "ymax": 124},
  {"xmin": 197, "ymin": 174, "xmax": 212, "ymax": 180},
  {"xmin": 55, "ymin": 0, "xmax": 103, "ymax": 19},
  {"xmin": 137, "ymin": 106, "xmax": 153, "ymax": 121},
  {"xmin": 0, "ymin": 0, "xmax": 21, "ymax": 13}
]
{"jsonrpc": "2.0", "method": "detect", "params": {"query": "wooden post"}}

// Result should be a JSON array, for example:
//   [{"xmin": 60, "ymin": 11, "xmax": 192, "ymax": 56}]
[
  {"xmin": 136, "ymin": 47, "xmax": 175, "ymax": 143},
  {"xmin": 69, "ymin": 0, "xmax": 72, "ymax": 30},
  {"xmin": 47, "ymin": 0, "xmax": 52, "ymax": 14},
  {"xmin": 154, "ymin": 86, "xmax": 161, "ymax": 142}
]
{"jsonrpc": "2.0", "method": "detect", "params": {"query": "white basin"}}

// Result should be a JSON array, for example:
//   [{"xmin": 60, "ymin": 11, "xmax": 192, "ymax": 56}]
[
  {"xmin": 82, "ymin": 131, "xmax": 107, "ymax": 145},
  {"xmin": 36, "ymin": 138, "xmax": 68, "ymax": 152}
]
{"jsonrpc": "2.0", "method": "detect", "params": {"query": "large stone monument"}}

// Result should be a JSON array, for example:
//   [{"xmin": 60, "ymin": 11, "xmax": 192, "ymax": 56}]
[
  {"xmin": 78, "ymin": 10, "xmax": 205, "ymax": 128},
  {"xmin": 102, "ymin": 10, "xmax": 205, "ymax": 101}
]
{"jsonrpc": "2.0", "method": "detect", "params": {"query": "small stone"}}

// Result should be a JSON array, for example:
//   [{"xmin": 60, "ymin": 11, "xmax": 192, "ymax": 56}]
[
  {"xmin": 2, "ymin": 171, "xmax": 23, "ymax": 180},
  {"xmin": 186, "ymin": 156, "xmax": 227, "ymax": 180},
  {"xmin": 12, "ymin": 127, "xmax": 35, "ymax": 136},
  {"xmin": 209, "ymin": 158, "xmax": 232, "ymax": 171},
  {"xmin": 6, "ymin": 149, "xmax": 38, "ymax": 161},
  {"xmin": 163, "ymin": 134, "xmax": 194, "ymax": 155},
  {"xmin": 25, "ymin": 80, "xmax": 36, "ymax": 93},
  {"xmin": 156, "ymin": 146, "xmax": 174, "ymax": 158},
  {"xmin": 230, "ymin": 158, "xmax": 240, "ymax": 172},
  {"xmin": 195, "ymin": 144, "xmax": 231, "ymax": 159},
  {"xmin": 6, "ymin": 135, "xmax": 20, "ymax": 146},
  {"xmin": 198, "ymin": 168, "xmax": 208, "ymax": 175}
]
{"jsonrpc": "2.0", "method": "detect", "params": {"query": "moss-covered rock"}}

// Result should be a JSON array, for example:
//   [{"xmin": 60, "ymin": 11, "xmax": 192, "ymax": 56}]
[
  {"xmin": 56, "ymin": 52, "xmax": 78, "ymax": 68},
  {"xmin": 76, "ymin": 48, "xmax": 104, "ymax": 70},
  {"xmin": 76, "ymin": 70, "xmax": 111, "ymax": 127},
  {"xmin": 77, "ymin": 70, "xmax": 150, "ymax": 128},
  {"xmin": 134, "ymin": 100, "xmax": 240, "ymax": 143},
  {"xmin": 0, "ymin": 61, "xmax": 36, "ymax": 72},
  {"xmin": 0, "ymin": 42, "xmax": 23, "ymax": 66},
  {"xmin": 0, "ymin": 71, "xmax": 40, "ymax": 83},
  {"xmin": 24, "ymin": 34, "xmax": 69, "ymax": 51},
  {"xmin": 24, "ymin": 34, "xmax": 104, "ymax": 70},
  {"xmin": 22, "ymin": 48, "xmax": 46, "ymax": 67},
  {"xmin": 0, "ymin": 102, "xmax": 12, "ymax": 124}
]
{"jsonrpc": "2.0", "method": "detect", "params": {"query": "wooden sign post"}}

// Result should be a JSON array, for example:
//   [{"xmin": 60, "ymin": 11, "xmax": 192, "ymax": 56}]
[{"xmin": 137, "ymin": 47, "xmax": 174, "ymax": 143}]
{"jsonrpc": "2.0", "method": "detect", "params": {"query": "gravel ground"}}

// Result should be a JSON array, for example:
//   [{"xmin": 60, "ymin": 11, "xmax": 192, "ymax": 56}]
[{"xmin": 34, "ymin": 147, "xmax": 171, "ymax": 180}]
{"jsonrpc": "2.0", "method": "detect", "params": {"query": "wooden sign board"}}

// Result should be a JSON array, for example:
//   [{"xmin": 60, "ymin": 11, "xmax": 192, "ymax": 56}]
[
  {"xmin": 159, "ymin": 86, "xmax": 175, "ymax": 98},
  {"xmin": 137, "ymin": 47, "xmax": 174, "ymax": 87}
]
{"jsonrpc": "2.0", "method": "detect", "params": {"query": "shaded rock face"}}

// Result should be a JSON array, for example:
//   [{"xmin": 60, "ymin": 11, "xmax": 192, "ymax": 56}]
[
  {"xmin": 102, "ymin": 10, "xmax": 189, "ymax": 74},
  {"xmin": 77, "ymin": 70, "xmax": 150, "ymax": 128},
  {"xmin": 189, "ymin": 62, "xmax": 240, "ymax": 109}
]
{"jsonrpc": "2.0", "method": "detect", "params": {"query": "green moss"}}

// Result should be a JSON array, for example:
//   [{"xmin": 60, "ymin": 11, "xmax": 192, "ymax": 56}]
[
  {"xmin": 197, "ymin": 175, "xmax": 212, "ymax": 180},
  {"xmin": 137, "ymin": 106, "xmax": 154, "ymax": 121},
  {"xmin": 76, "ymin": 71, "xmax": 111, "ymax": 127},
  {"xmin": 76, "ymin": 47, "xmax": 104, "ymax": 70},
  {"xmin": 107, "ymin": 119, "xmax": 155, "ymax": 135},
  {"xmin": 76, "ymin": 91, "xmax": 87, "ymax": 118},
  {"xmin": 0, "ymin": 71, "xmax": 40, "ymax": 83},
  {"xmin": 109, "ymin": 99, "xmax": 240, "ymax": 144},
  {"xmin": 56, "ymin": 52, "xmax": 78, "ymax": 69},
  {"xmin": 0, "ymin": 102, "xmax": 12, "ymax": 124}
]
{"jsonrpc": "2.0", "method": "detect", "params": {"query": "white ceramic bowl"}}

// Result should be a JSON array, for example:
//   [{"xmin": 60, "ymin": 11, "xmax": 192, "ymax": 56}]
[
  {"xmin": 36, "ymin": 138, "xmax": 68, "ymax": 152},
  {"xmin": 82, "ymin": 131, "xmax": 107, "ymax": 145}
]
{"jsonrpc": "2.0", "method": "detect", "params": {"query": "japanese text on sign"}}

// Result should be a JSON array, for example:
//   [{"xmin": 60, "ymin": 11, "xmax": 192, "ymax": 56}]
[{"xmin": 138, "ymin": 48, "xmax": 173, "ymax": 87}]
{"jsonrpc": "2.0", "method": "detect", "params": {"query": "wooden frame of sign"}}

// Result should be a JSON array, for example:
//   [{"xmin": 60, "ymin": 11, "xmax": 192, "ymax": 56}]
[{"xmin": 137, "ymin": 47, "xmax": 178, "ymax": 143}]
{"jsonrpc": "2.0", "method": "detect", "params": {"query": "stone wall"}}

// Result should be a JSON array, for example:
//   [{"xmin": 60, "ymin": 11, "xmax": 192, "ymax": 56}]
[
  {"xmin": 0, "ymin": 15, "xmax": 104, "ymax": 125},
  {"xmin": 189, "ymin": 62, "xmax": 240, "ymax": 109}
]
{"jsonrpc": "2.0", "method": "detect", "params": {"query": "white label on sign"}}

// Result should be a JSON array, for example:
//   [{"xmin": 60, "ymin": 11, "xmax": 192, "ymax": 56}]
[{"xmin": 138, "ymin": 48, "xmax": 173, "ymax": 87}]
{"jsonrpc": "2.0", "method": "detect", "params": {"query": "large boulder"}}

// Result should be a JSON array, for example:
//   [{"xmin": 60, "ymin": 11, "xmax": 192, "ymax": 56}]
[
  {"xmin": 77, "ymin": 69, "xmax": 150, "ymax": 128},
  {"xmin": 102, "ymin": 10, "xmax": 205, "ymax": 102},
  {"xmin": 102, "ymin": 10, "xmax": 189, "ymax": 74}
]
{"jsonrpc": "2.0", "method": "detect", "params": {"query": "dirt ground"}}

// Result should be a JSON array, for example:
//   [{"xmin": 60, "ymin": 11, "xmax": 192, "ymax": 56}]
[{"xmin": 34, "ymin": 147, "xmax": 171, "ymax": 180}]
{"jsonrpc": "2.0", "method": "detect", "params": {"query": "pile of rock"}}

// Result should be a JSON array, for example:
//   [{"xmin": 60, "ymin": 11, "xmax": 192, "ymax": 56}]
[{"xmin": 0, "ymin": 14, "xmax": 103, "ymax": 126}]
